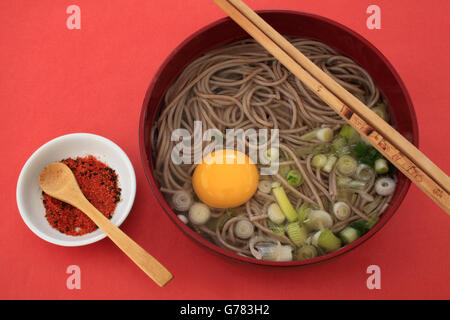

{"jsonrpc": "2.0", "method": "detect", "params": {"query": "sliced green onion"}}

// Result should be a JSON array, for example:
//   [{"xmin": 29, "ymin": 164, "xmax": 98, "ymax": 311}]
[
  {"xmin": 338, "ymin": 145, "xmax": 352, "ymax": 157},
  {"xmin": 316, "ymin": 128, "xmax": 333, "ymax": 142},
  {"xmin": 234, "ymin": 220, "xmax": 255, "ymax": 239},
  {"xmin": 312, "ymin": 154, "xmax": 328, "ymax": 168},
  {"xmin": 317, "ymin": 228, "xmax": 342, "ymax": 252},
  {"xmin": 337, "ymin": 176, "xmax": 366, "ymax": 190},
  {"xmin": 267, "ymin": 220, "xmax": 285, "ymax": 236},
  {"xmin": 333, "ymin": 202, "xmax": 351, "ymax": 220},
  {"xmin": 285, "ymin": 222, "xmax": 307, "ymax": 247},
  {"xmin": 272, "ymin": 183, "xmax": 298, "ymax": 222},
  {"xmin": 250, "ymin": 237, "xmax": 279, "ymax": 260},
  {"xmin": 305, "ymin": 210, "xmax": 333, "ymax": 231},
  {"xmin": 311, "ymin": 230, "xmax": 322, "ymax": 247},
  {"xmin": 267, "ymin": 203, "xmax": 286, "ymax": 225},
  {"xmin": 374, "ymin": 158, "xmax": 389, "ymax": 174},
  {"xmin": 258, "ymin": 180, "xmax": 272, "ymax": 194},
  {"xmin": 336, "ymin": 155, "xmax": 358, "ymax": 176},
  {"xmin": 323, "ymin": 155, "xmax": 338, "ymax": 173},
  {"xmin": 172, "ymin": 190, "xmax": 193, "ymax": 211},
  {"xmin": 276, "ymin": 245, "xmax": 294, "ymax": 261},
  {"xmin": 250, "ymin": 237, "xmax": 293, "ymax": 261},
  {"xmin": 339, "ymin": 227, "xmax": 359, "ymax": 244},
  {"xmin": 375, "ymin": 177, "xmax": 396, "ymax": 196},
  {"xmin": 300, "ymin": 129, "xmax": 320, "ymax": 141},
  {"xmin": 296, "ymin": 245, "xmax": 318, "ymax": 260},
  {"xmin": 188, "ymin": 202, "xmax": 211, "ymax": 225},
  {"xmin": 332, "ymin": 136, "xmax": 348, "ymax": 154},
  {"xmin": 297, "ymin": 203, "xmax": 312, "ymax": 223},
  {"xmin": 286, "ymin": 169, "xmax": 304, "ymax": 187},
  {"xmin": 339, "ymin": 124, "xmax": 356, "ymax": 140},
  {"xmin": 300, "ymin": 128, "xmax": 333, "ymax": 142},
  {"xmin": 356, "ymin": 164, "xmax": 375, "ymax": 181}
]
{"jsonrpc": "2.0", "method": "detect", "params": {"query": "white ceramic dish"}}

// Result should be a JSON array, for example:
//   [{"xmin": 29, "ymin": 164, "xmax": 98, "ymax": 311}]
[{"xmin": 16, "ymin": 133, "xmax": 136, "ymax": 246}]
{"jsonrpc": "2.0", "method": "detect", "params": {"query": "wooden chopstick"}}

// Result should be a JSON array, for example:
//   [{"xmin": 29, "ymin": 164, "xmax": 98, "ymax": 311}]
[
  {"xmin": 213, "ymin": 0, "xmax": 450, "ymax": 214},
  {"xmin": 226, "ymin": 0, "xmax": 450, "ymax": 193}
]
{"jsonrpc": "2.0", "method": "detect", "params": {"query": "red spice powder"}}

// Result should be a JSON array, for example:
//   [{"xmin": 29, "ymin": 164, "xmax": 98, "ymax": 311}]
[{"xmin": 42, "ymin": 155, "xmax": 121, "ymax": 236}]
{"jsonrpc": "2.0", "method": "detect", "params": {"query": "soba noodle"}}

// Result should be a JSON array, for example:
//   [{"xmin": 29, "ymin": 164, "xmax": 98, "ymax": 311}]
[{"xmin": 151, "ymin": 38, "xmax": 395, "ymax": 261}]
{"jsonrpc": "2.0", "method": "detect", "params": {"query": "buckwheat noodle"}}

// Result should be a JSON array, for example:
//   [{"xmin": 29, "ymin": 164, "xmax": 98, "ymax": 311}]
[{"xmin": 151, "ymin": 38, "xmax": 393, "ymax": 259}]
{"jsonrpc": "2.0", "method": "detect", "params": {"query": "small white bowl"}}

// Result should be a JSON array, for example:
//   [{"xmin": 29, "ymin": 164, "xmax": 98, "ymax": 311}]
[{"xmin": 16, "ymin": 133, "xmax": 136, "ymax": 246}]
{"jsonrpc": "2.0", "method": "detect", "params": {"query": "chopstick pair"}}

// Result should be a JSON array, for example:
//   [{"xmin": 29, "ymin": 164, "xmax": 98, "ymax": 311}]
[{"xmin": 212, "ymin": 0, "xmax": 450, "ymax": 214}]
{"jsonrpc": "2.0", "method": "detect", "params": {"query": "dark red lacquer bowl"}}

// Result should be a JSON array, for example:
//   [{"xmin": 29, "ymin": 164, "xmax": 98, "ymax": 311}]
[{"xmin": 139, "ymin": 10, "xmax": 418, "ymax": 266}]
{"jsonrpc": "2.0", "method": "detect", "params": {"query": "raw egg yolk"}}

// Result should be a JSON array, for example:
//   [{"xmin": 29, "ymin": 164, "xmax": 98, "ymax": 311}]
[{"xmin": 192, "ymin": 149, "xmax": 259, "ymax": 209}]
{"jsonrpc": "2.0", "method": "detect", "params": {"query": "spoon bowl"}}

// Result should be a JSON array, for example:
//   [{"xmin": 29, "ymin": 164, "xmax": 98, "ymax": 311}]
[{"xmin": 39, "ymin": 162, "xmax": 81, "ymax": 204}]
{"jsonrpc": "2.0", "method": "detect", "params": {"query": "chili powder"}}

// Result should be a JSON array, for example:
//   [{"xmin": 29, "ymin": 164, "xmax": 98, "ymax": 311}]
[{"xmin": 42, "ymin": 155, "xmax": 121, "ymax": 236}]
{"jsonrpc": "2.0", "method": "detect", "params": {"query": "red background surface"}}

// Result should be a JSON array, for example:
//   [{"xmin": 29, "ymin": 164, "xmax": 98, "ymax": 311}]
[{"xmin": 1, "ymin": 0, "xmax": 449, "ymax": 299}]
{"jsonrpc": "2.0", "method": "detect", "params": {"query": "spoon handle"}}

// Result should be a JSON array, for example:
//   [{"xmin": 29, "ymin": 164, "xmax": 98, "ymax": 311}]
[{"xmin": 77, "ymin": 197, "xmax": 173, "ymax": 287}]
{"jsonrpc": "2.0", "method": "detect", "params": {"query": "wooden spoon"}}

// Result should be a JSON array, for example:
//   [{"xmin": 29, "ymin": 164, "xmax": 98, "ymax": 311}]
[{"xmin": 39, "ymin": 162, "xmax": 173, "ymax": 287}]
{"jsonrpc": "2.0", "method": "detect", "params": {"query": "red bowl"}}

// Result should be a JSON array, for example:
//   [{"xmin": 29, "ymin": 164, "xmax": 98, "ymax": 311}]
[{"xmin": 139, "ymin": 10, "xmax": 418, "ymax": 266}]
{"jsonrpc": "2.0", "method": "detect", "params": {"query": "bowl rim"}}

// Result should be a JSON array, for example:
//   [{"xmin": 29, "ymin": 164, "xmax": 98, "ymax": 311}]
[
  {"xmin": 16, "ymin": 132, "xmax": 137, "ymax": 247},
  {"xmin": 139, "ymin": 9, "xmax": 418, "ymax": 266}
]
